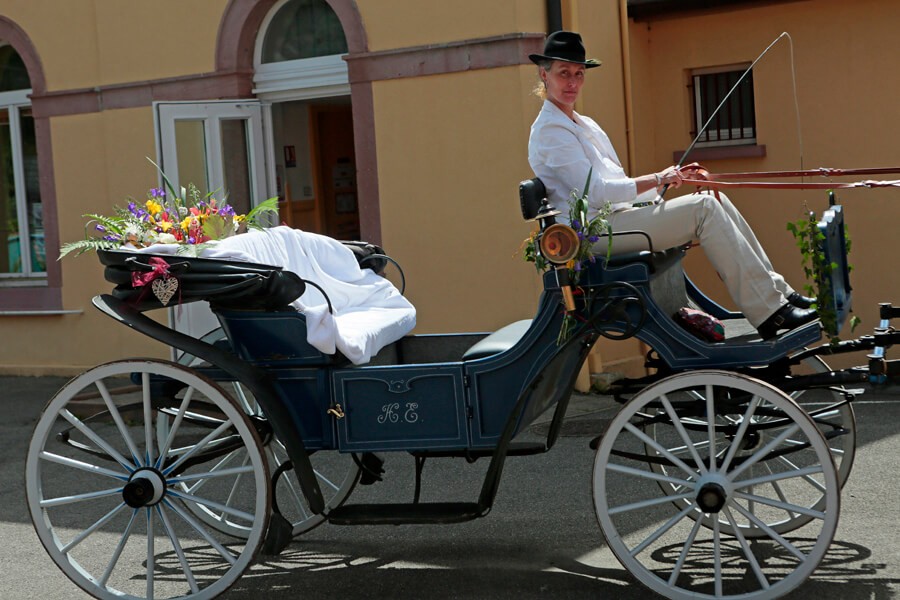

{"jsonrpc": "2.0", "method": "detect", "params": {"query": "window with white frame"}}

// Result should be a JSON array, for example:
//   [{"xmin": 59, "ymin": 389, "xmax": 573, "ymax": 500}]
[
  {"xmin": 253, "ymin": 0, "xmax": 350, "ymax": 101},
  {"xmin": 0, "ymin": 44, "xmax": 42, "ymax": 278},
  {"xmin": 691, "ymin": 65, "xmax": 756, "ymax": 147}
]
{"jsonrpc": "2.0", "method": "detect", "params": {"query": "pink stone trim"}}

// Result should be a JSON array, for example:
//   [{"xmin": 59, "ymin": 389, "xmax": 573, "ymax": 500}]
[
  {"xmin": 0, "ymin": 16, "xmax": 61, "ymax": 310},
  {"xmin": 344, "ymin": 33, "xmax": 545, "ymax": 83}
]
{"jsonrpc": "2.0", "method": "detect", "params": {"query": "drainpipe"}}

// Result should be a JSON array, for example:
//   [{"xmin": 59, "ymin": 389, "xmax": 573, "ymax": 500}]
[
  {"xmin": 618, "ymin": 0, "xmax": 635, "ymax": 174},
  {"xmin": 546, "ymin": 0, "xmax": 563, "ymax": 33},
  {"xmin": 618, "ymin": 0, "xmax": 652, "ymax": 375}
]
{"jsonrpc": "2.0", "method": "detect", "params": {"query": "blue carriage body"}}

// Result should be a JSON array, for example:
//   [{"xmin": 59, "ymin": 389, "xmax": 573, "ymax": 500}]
[{"xmin": 206, "ymin": 201, "xmax": 850, "ymax": 455}]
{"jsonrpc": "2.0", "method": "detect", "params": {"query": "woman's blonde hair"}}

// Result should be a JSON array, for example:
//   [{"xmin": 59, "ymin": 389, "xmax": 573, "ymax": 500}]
[{"xmin": 532, "ymin": 59, "xmax": 553, "ymax": 100}]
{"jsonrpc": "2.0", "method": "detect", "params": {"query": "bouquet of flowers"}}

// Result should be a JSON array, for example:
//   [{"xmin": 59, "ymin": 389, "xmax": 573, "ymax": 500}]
[
  {"xmin": 523, "ymin": 169, "xmax": 612, "ymax": 284},
  {"xmin": 522, "ymin": 169, "xmax": 612, "ymax": 343},
  {"xmin": 60, "ymin": 163, "xmax": 278, "ymax": 258}
]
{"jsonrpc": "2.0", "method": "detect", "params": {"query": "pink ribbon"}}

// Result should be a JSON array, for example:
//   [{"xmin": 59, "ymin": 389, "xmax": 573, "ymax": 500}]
[{"xmin": 131, "ymin": 256, "xmax": 170, "ymax": 288}]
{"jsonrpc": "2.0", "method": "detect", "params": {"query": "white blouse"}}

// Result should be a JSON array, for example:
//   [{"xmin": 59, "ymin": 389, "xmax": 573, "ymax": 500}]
[{"xmin": 528, "ymin": 100, "xmax": 653, "ymax": 223}]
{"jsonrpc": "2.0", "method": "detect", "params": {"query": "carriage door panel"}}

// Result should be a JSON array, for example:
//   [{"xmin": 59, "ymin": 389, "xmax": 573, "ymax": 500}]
[
  {"xmin": 332, "ymin": 366, "xmax": 469, "ymax": 451},
  {"xmin": 155, "ymin": 101, "xmax": 274, "ymax": 345}
]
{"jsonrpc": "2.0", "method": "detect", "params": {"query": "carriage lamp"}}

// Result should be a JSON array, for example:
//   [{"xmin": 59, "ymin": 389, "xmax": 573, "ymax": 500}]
[{"xmin": 539, "ymin": 223, "xmax": 580, "ymax": 312}]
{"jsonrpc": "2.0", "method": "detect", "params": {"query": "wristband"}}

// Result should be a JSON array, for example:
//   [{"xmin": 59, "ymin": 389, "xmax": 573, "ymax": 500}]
[{"xmin": 654, "ymin": 173, "xmax": 661, "ymax": 186}]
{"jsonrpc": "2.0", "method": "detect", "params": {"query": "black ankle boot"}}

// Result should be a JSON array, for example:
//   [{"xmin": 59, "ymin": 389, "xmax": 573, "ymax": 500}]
[
  {"xmin": 787, "ymin": 292, "xmax": 816, "ymax": 309},
  {"xmin": 757, "ymin": 304, "xmax": 818, "ymax": 340}
]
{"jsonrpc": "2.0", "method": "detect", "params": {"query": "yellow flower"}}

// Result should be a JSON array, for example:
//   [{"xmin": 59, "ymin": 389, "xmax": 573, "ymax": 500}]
[
  {"xmin": 145, "ymin": 200, "xmax": 163, "ymax": 215},
  {"xmin": 181, "ymin": 216, "xmax": 195, "ymax": 231},
  {"xmin": 158, "ymin": 220, "xmax": 173, "ymax": 232}
]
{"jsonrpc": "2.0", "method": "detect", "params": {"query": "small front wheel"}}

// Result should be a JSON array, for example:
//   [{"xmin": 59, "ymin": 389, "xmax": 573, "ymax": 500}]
[{"xmin": 26, "ymin": 359, "xmax": 270, "ymax": 600}]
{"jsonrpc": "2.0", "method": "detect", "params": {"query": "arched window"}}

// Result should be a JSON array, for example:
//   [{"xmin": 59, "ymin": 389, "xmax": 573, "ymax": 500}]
[
  {"xmin": 0, "ymin": 43, "xmax": 42, "ymax": 277},
  {"xmin": 254, "ymin": 0, "xmax": 350, "ymax": 101},
  {"xmin": 262, "ymin": 0, "xmax": 348, "ymax": 62}
]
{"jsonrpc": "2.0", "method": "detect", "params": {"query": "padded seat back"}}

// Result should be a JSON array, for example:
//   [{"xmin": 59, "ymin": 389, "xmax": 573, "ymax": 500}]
[{"xmin": 519, "ymin": 178, "xmax": 549, "ymax": 221}]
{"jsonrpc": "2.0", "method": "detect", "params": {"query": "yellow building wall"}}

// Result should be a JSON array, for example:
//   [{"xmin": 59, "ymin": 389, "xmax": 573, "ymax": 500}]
[
  {"xmin": 359, "ymin": 0, "xmax": 545, "ymax": 50},
  {"xmin": 365, "ymin": 0, "xmax": 647, "ymax": 382},
  {"xmin": 2, "ymin": 0, "xmax": 226, "ymax": 91},
  {"xmin": 4, "ymin": 106, "xmax": 170, "ymax": 375},
  {"xmin": 625, "ymin": 0, "xmax": 900, "ymax": 367},
  {"xmin": 4, "ymin": 0, "xmax": 895, "ymax": 376},
  {"xmin": 372, "ymin": 65, "xmax": 544, "ymax": 332}
]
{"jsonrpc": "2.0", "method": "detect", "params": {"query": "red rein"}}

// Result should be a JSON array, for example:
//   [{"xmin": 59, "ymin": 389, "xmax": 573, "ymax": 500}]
[{"xmin": 679, "ymin": 166, "xmax": 900, "ymax": 191}]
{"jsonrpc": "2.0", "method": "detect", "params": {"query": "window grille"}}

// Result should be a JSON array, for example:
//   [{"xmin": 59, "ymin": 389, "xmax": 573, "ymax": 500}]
[{"xmin": 691, "ymin": 67, "xmax": 756, "ymax": 147}]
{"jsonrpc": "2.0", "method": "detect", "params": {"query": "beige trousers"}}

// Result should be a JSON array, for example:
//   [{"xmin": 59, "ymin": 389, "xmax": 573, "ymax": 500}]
[{"xmin": 595, "ymin": 192, "xmax": 792, "ymax": 327}]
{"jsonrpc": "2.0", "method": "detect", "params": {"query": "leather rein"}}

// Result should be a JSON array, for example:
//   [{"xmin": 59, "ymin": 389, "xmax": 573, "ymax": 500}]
[{"xmin": 679, "ymin": 166, "xmax": 900, "ymax": 190}]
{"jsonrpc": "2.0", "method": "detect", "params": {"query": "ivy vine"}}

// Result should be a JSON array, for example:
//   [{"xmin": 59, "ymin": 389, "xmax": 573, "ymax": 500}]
[{"xmin": 786, "ymin": 207, "xmax": 859, "ymax": 344}]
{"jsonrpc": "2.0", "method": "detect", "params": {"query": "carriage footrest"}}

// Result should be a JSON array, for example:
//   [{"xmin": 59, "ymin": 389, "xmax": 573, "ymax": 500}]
[{"xmin": 327, "ymin": 502, "xmax": 483, "ymax": 525}]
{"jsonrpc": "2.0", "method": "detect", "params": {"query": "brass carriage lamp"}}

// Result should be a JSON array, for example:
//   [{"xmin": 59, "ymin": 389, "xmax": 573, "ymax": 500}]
[{"xmin": 538, "ymin": 222, "xmax": 580, "ymax": 312}]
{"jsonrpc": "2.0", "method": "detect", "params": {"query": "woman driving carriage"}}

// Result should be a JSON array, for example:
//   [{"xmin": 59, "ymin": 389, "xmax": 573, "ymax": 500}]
[{"xmin": 527, "ymin": 30, "xmax": 817, "ymax": 340}]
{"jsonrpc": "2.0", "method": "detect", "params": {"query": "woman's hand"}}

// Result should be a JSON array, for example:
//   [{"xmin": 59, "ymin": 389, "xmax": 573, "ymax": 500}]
[
  {"xmin": 655, "ymin": 165, "xmax": 684, "ymax": 189},
  {"xmin": 678, "ymin": 162, "xmax": 711, "ymax": 182}
]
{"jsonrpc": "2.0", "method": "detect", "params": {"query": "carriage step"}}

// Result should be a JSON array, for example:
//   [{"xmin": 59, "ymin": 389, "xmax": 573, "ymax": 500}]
[
  {"xmin": 327, "ymin": 502, "xmax": 483, "ymax": 525},
  {"xmin": 413, "ymin": 441, "xmax": 547, "ymax": 459}
]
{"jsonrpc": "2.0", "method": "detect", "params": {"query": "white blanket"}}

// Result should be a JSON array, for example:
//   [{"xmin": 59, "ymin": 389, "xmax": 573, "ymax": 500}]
[{"xmin": 131, "ymin": 227, "xmax": 416, "ymax": 364}]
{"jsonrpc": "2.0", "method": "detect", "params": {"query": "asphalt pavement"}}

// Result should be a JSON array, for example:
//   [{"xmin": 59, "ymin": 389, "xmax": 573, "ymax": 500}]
[{"xmin": 2, "ymin": 374, "xmax": 900, "ymax": 599}]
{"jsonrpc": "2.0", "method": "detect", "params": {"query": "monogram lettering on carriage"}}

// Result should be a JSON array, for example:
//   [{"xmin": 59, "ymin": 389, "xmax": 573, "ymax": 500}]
[{"xmin": 377, "ymin": 402, "xmax": 420, "ymax": 425}]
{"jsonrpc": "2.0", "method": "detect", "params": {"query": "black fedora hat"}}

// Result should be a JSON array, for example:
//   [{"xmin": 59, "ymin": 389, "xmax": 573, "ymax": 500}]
[{"xmin": 529, "ymin": 31, "xmax": 601, "ymax": 68}]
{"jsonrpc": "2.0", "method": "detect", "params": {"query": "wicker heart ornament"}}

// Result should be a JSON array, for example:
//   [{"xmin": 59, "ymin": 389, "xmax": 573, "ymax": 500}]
[{"xmin": 151, "ymin": 277, "xmax": 179, "ymax": 306}]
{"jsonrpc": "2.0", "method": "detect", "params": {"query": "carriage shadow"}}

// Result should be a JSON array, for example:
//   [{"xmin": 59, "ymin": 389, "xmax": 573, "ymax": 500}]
[{"xmin": 214, "ymin": 536, "xmax": 894, "ymax": 599}]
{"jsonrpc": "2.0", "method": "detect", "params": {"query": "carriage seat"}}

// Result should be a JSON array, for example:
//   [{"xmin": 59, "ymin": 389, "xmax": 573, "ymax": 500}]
[
  {"xmin": 462, "ymin": 319, "xmax": 532, "ymax": 361},
  {"xmin": 519, "ymin": 177, "xmax": 680, "ymax": 273}
]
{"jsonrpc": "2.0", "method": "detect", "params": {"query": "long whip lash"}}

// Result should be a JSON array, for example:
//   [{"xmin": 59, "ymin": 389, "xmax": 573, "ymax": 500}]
[{"xmin": 678, "ymin": 32, "xmax": 798, "ymax": 169}]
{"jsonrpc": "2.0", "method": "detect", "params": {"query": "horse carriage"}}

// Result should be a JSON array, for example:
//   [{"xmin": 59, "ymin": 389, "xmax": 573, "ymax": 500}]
[{"xmin": 24, "ymin": 176, "xmax": 899, "ymax": 600}]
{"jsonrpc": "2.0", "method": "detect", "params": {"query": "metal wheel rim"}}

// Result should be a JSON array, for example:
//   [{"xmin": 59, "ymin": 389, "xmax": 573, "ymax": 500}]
[
  {"xmin": 26, "ymin": 360, "xmax": 270, "ymax": 600},
  {"xmin": 594, "ymin": 370, "xmax": 840, "ymax": 600},
  {"xmin": 647, "ymin": 357, "xmax": 855, "ymax": 537},
  {"xmin": 180, "ymin": 379, "xmax": 359, "ymax": 538}
]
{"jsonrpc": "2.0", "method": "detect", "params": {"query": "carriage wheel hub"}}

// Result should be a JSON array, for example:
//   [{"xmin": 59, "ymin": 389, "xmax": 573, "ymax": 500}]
[
  {"xmin": 123, "ymin": 468, "xmax": 166, "ymax": 508},
  {"xmin": 696, "ymin": 481, "xmax": 728, "ymax": 513}
]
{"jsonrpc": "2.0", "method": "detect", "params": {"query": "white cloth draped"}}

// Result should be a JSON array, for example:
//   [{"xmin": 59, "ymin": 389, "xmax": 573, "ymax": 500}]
[{"xmin": 130, "ymin": 227, "xmax": 416, "ymax": 364}]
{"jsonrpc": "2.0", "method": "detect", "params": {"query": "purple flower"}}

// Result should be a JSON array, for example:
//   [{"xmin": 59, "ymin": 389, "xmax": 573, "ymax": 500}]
[
  {"xmin": 188, "ymin": 236, "xmax": 196, "ymax": 244},
  {"xmin": 102, "ymin": 234, "xmax": 120, "ymax": 242},
  {"xmin": 588, "ymin": 235, "xmax": 600, "ymax": 243},
  {"xmin": 573, "ymin": 261, "xmax": 582, "ymax": 272},
  {"xmin": 571, "ymin": 219, "xmax": 581, "ymax": 230},
  {"xmin": 150, "ymin": 187, "xmax": 165, "ymax": 198},
  {"xmin": 219, "ymin": 205, "xmax": 236, "ymax": 217},
  {"xmin": 95, "ymin": 224, "xmax": 106, "ymax": 233}
]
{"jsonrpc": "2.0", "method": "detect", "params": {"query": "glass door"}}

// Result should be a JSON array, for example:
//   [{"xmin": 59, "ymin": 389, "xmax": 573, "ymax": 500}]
[{"xmin": 154, "ymin": 100, "xmax": 274, "ymax": 344}]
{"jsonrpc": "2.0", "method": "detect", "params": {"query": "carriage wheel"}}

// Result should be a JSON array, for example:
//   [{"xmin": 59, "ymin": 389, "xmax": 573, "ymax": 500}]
[
  {"xmin": 175, "ymin": 328, "xmax": 360, "ymax": 539},
  {"xmin": 181, "ymin": 378, "xmax": 360, "ymax": 539},
  {"xmin": 26, "ymin": 360, "xmax": 270, "ymax": 600},
  {"xmin": 647, "ymin": 357, "xmax": 855, "ymax": 537},
  {"xmin": 594, "ymin": 370, "xmax": 839, "ymax": 600},
  {"xmin": 790, "ymin": 356, "xmax": 856, "ymax": 490}
]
